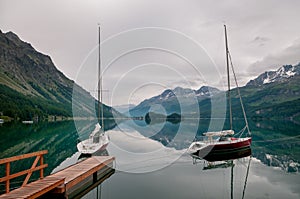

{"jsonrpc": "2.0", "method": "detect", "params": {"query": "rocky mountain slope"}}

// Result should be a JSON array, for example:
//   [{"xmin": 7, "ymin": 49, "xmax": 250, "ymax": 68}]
[{"xmin": 0, "ymin": 30, "xmax": 119, "ymax": 122}]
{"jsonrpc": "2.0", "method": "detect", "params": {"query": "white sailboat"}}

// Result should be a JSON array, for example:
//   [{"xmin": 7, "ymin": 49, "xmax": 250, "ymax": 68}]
[{"xmin": 77, "ymin": 25, "xmax": 110, "ymax": 155}]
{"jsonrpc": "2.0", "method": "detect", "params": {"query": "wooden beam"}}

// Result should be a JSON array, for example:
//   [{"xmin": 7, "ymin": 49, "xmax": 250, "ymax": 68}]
[
  {"xmin": 0, "ymin": 150, "xmax": 48, "ymax": 165},
  {"xmin": 22, "ymin": 155, "xmax": 41, "ymax": 186},
  {"xmin": 40, "ymin": 155, "xmax": 44, "ymax": 179},
  {"xmin": 0, "ymin": 164, "xmax": 48, "ymax": 183}
]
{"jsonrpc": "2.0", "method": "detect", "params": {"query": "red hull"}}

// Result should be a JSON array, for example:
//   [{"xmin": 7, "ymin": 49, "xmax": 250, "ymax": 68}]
[{"xmin": 193, "ymin": 137, "xmax": 252, "ymax": 161}]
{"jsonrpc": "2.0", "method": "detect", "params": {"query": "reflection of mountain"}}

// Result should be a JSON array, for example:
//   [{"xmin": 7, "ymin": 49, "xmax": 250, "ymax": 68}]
[
  {"xmin": 0, "ymin": 120, "xmax": 117, "ymax": 177},
  {"xmin": 145, "ymin": 112, "xmax": 181, "ymax": 125},
  {"xmin": 250, "ymin": 120, "xmax": 300, "ymax": 172},
  {"xmin": 254, "ymin": 152, "xmax": 300, "ymax": 172},
  {"xmin": 125, "ymin": 117, "xmax": 300, "ymax": 172},
  {"xmin": 0, "ymin": 121, "xmax": 78, "ymax": 177}
]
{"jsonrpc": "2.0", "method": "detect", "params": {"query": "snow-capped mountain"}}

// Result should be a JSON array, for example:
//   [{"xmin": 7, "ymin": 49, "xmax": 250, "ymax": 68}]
[
  {"xmin": 144, "ymin": 86, "xmax": 220, "ymax": 104},
  {"xmin": 129, "ymin": 86, "xmax": 220, "ymax": 116},
  {"xmin": 247, "ymin": 63, "xmax": 300, "ymax": 86},
  {"xmin": 195, "ymin": 86, "xmax": 220, "ymax": 97},
  {"xmin": 158, "ymin": 86, "xmax": 220, "ymax": 100}
]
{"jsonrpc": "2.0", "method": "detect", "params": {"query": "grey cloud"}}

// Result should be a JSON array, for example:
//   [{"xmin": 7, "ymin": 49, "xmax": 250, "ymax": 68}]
[
  {"xmin": 251, "ymin": 36, "xmax": 270, "ymax": 47},
  {"xmin": 1, "ymin": 0, "xmax": 300, "ymax": 105},
  {"xmin": 248, "ymin": 38, "xmax": 300, "ymax": 74}
]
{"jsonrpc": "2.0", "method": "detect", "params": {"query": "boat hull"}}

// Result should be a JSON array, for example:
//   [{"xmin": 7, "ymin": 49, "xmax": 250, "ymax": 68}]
[
  {"xmin": 77, "ymin": 140, "xmax": 109, "ymax": 155},
  {"xmin": 192, "ymin": 137, "xmax": 252, "ymax": 162}
]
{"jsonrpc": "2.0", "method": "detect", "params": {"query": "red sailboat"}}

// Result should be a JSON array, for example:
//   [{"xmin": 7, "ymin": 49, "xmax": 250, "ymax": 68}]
[{"xmin": 188, "ymin": 25, "xmax": 252, "ymax": 162}]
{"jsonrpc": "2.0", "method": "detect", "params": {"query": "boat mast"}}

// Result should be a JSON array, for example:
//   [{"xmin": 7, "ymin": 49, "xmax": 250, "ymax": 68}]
[
  {"xmin": 224, "ymin": 25, "xmax": 233, "ymax": 130},
  {"xmin": 98, "ymin": 25, "xmax": 104, "ymax": 130}
]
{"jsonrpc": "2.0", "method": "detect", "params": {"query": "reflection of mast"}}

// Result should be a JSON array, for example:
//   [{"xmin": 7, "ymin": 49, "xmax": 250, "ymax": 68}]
[
  {"xmin": 229, "ymin": 157, "xmax": 251, "ymax": 199},
  {"xmin": 230, "ymin": 161, "xmax": 234, "ymax": 199},
  {"xmin": 242, "ymin": 157, "xmax": 252, "ymax": 199}
]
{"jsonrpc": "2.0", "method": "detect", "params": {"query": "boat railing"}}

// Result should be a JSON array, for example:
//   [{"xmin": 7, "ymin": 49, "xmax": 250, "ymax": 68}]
[
  {"xmin": 194, "ymin": 130, "xmax": 235, "ymax": 144},
  {"xmin": 0, "ymin": 150, "xmax": 48, "ymax": 193}
]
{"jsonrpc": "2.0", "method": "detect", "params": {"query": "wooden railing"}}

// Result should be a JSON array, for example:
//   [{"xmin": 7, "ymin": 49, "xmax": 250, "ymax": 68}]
[{"xmin": 0, "ymin": 150, "xmax": 48, "ymax": 193}]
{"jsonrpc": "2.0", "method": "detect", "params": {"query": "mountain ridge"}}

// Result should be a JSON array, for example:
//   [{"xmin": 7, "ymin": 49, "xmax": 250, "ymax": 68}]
[
  {"xmin": 129, "ymin": 86, "xmax": 221, "ymax": 117},
  {"xmin": 129, "ymin": 63, "xmax": 300, "ymax": 121},
  {"xmin": 246, "ymin": 63, "xmax": 300, "ymax": 86}
]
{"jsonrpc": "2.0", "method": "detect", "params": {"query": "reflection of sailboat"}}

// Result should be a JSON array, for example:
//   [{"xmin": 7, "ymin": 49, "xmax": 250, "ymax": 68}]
[
  {"xmin": 202, "ymin": 157, "xmax": 252, "ymax": 199},
  {"xmin": 77, "ymin": 25, "xmax": 109, "ymax": 155},
  {"xmin": 188, "ymin": 25, "xmax": 251, "ymax": 162},
  {"xmin": 203, "ymin": 160, "xmax": 234, "ymax": 170}
]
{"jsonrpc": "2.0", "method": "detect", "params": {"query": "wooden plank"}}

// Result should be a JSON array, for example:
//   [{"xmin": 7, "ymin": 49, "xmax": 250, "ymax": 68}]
[
  {"xmin": 0, "ymin": 150, "xmax": 48, "ymax": 164},
  {"xmin": 0, "ymin": 176, "xmax": 65, "ymax": 199},
  {"xmin": 51, "ymin": 156, "xmax": 114, "ymax": 193},
  {"xmin": 66, "ymin": 157, "xmax": 114, "ymax": 191},
  {"xmin": 52, "ymin": 156, "xmax": 113, "ymax": 181}
]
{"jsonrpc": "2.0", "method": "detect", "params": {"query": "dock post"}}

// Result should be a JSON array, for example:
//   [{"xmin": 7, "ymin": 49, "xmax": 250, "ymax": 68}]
[
  {"xmin": 93, "ymin": 172, "xmax": 97, "ymax": 183},
  {"xmin": 5, "ymin": 162, "xmax": 10, "ymax": 193}
]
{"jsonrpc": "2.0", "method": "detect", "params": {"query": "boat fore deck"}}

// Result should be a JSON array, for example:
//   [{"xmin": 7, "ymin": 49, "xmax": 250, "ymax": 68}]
[{"xmin": 0, "ymin": 155, "xmax": 115, "ymax": 199}]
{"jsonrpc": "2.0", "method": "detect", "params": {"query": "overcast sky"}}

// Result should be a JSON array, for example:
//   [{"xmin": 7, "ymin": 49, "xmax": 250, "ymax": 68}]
[{"xmin": 1, "ymin": 0, "xmax": 300, "ymax": 106}]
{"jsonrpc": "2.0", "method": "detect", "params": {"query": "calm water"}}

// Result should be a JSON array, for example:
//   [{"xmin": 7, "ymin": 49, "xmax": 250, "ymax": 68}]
[{"xmin": 0, "ymin": 119, "xmax": 299, "ymax": 198}]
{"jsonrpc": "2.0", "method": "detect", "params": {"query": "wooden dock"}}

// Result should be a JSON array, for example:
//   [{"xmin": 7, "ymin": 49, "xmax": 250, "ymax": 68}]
[
  {"xmin": 0, "ymin": 151, "xmax": 115, "ymax": 199},
  {"xmin": 50, "ymin": 156, "xmax": 115, "ymax": 198}
]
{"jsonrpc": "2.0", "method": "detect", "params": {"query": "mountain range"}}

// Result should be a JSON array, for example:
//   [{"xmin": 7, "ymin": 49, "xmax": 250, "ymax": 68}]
[
  {"xmin": 1, "ymin": 29, "xmax": 299, "ymax": 124},
  {"xmin": 129, "ymin": 86, "xmax": 220, "ymax": 116},
  {"xmin": 129, "ymin": 63, "xmax": 300, "ymax": 122},
  {"xmin": 0, "ymin": 30, "xmax": 120, "ymax": 124}
]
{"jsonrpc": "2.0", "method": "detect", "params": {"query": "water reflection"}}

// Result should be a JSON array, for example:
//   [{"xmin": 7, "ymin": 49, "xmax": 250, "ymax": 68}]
[
  {"xmin": 198, "ymin": 157, "xmax": 252, "ymax": 199},
  {"xmin": 0, "ymin": 119, "xmax": 299, "ymax": 198},
  {"xmin": 0, "ymin": 121, "xmax": 78, "ymax": 176},
  {"xmin": 100, "ymin": 153, "xmax": 299, "ymax": 199},
  {"xmin": 125, "ymin": 117, "xmax": 300, "ymax": 173}
]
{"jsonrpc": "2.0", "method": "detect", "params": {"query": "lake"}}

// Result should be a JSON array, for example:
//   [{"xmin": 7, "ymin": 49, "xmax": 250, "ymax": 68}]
[{"xmin": 0, "ymin": 119, "xmax": 299, "ymax": 198}]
